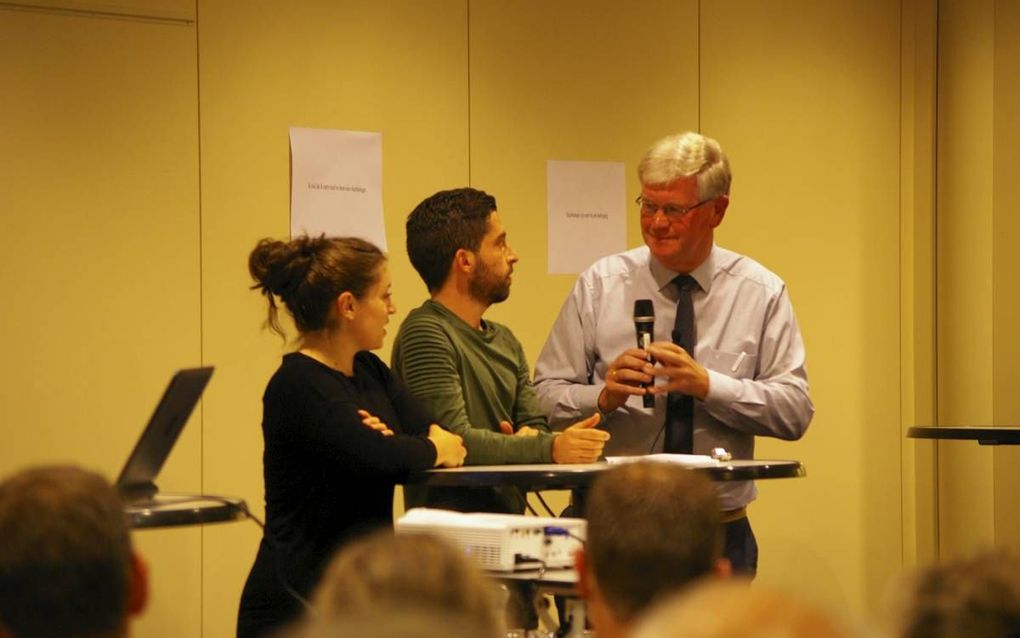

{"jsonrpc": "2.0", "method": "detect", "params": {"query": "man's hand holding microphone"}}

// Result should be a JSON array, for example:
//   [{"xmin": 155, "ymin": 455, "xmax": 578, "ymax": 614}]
[{"xmin": 596, "ymin": 299, "xmax": 710, "ymax": 414}]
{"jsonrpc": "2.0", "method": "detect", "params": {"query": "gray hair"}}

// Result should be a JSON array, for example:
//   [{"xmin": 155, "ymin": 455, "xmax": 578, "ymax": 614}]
[
  {"xmin": 310, "ymin": 531, "xmax": 503, "ymax": 636},
  {"xmin": 638, "ymin": 132, "xmax": 732, "ymax": 199},
  {"xmin": 634, "ymin": 580, "xmax": 860, "ymax": 638}
]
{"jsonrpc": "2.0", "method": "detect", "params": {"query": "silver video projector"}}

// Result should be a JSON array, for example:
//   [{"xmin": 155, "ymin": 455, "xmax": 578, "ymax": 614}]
[{"xmin": 395, "ymin": 508, "xmax": 585, "ymax": 572}]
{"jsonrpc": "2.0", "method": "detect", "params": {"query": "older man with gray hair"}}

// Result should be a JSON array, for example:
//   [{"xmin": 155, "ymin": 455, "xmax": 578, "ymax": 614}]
[{"xmin": 535, "ymin": 131, "xmax": 814, "ymax": 575}]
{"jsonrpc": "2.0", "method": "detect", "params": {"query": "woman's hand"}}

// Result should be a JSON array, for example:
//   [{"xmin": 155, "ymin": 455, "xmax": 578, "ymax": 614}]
[
  {"xmin": 357, "ymin": 409, "xmax": 394, "ymax": 436},
  {"xmin": 428, "ymin": 424, "xmax": 467, "ymax": 467}
]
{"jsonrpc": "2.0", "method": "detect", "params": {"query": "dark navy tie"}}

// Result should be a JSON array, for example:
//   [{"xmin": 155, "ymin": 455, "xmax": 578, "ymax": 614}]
[{"xmin": 664, "ymin": 275, "xmax": 698, "ymax": 453}]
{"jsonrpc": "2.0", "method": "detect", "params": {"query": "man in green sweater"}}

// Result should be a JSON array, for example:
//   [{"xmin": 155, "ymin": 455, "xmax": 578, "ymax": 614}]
[{"xmin": 392, "ymin": 187, "xmax": 609, "ymax": 515}]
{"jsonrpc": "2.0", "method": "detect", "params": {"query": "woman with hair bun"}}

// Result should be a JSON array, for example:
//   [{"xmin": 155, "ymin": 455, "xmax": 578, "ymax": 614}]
[{"xmin": 236, "ymin": 235, "xmax": 466, "ymax": 638}]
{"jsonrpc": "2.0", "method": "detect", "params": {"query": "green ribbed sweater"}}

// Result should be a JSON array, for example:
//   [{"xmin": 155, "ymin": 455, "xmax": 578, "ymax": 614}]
[{"xmin": 392, "ymin": 300, "xmax": 555, "ymax": 513}]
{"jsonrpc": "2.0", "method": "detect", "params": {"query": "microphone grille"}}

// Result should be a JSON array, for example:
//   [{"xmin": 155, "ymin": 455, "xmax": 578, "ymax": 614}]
[{"xmin": 633, "ymin": 299, "xmax": 654, "ymax": 319}]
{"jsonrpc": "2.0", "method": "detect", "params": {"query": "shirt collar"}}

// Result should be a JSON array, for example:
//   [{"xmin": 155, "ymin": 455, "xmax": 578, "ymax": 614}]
[{"xmin": 649, "ymin": 244, "xmax": 718, "ymax": 294}]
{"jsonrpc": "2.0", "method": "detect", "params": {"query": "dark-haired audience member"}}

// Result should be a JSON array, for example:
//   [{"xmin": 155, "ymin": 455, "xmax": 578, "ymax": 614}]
[
  {"xmin": 576, "ymin": 462, "xmax": 730, "ymax": 638},
  {"xmin": 237, "ymin": 236, "xmax": 466, "ymax": 638},
  {"xmin": 893, "ymin": 548, "xmax": 1020, "ymax": 638},
  {"xmin": 0, "ymin": 465, "xmax": 148, "ymax": 638},
  {"xmin": 301, "ymin": 531, "xmax": 502, "ymax": 637},
  {"xmin": 633, "ymin": 580, "xmax": 859, "ymax": 638}
]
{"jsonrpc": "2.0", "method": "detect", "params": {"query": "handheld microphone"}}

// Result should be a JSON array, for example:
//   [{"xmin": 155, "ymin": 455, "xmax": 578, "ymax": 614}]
[{"xmin": 633, "ymin": 299, "xmax": 655, "ymax": 408}]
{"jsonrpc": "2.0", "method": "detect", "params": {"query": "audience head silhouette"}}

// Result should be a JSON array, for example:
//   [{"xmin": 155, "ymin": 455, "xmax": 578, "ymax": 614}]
[
  {"xmin": 302, "ymin": 530, "xmax": 502, "ymax": 637},
  {"xmin": 0, "ymin": 465, "xmax": 147, "ymax": 638},
  {"xmin": 577, "ymin": 461, "xmax": 729, "ymax": 638},
  {"xmin": 634, "ymin": 580, "xmax": 858, "ymax": 638},
  {"xmin": 893, "ymin": 548, "xmax": 1020, "ymax": 638}
]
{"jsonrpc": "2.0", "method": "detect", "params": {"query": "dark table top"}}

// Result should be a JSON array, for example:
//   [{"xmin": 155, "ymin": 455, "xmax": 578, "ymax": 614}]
[
  {"xmin": 907, "ymin": 426, "xmax": 1020, "ymax": 445},
  {"xmin": 405, "ymin": 459, "xmax": 805, "ymax": 490},
  {"xmin": 125, "ymin": 493, "xmax": 248, "ymax": 529}
]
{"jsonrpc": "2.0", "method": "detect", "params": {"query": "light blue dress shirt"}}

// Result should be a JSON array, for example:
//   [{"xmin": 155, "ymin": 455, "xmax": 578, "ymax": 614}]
[{"xmin": 534, "ymin": 244, "xmax": 813, "ymax": 509}]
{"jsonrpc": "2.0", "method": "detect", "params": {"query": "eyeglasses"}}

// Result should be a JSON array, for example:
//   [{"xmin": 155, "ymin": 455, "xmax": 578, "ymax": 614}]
[{"xmin": 636, "ymin": 195, "xmax": 714, "ymax": 221}]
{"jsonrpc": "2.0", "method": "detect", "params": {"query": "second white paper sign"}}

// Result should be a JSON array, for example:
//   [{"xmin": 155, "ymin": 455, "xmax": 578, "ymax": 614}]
[{"xmin": 546, "ymin": 160, "xmax": 626, "ymax": 274}]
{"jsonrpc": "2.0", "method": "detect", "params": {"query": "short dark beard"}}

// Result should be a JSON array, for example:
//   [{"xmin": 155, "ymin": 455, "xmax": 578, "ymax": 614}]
[{"xmin": 468, "ymin": 260, "xmax": 511, "ymax": 305}]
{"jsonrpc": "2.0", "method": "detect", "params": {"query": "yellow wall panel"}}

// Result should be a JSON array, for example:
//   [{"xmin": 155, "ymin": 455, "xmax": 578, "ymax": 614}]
[
  {"xmin": 468, "ymin": 0, "xmax": 699, "ymax": 359},
  {"xmin": 936, "ymin": 0, "xmax": 996, "ymax": 557},
  {"xmin": 0, "ymin": 7, "xmax": 202, "ymax": 637},
  {"xmin": 701, "ymin": 0, "xmax": 903, "ymax": 613},
  {"xmin": 991, "ymin": 0, "xmax": 1020, "ymax": 550},
  {"xmin": 196, "ymin": 1, "xmax": 469, "ymax": 634},
  {"xmin": 934, "ymin": 0, "xmax": 1020, "ymax": 562},
  {"xmin": 899, "ymin": 0, "xmax": 938, "ymax": 567}
]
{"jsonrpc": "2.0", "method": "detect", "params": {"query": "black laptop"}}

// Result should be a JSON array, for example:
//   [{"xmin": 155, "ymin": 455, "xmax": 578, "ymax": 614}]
[{"xmin": 115, "ymin": 367, "xmax": 214, "ymax": 502}]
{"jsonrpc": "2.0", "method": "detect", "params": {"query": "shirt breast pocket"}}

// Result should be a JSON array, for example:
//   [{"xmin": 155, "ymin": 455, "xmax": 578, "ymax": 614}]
[{"xmin": 700, "ymin": 347, "xmax": 757, "ymax": 379}]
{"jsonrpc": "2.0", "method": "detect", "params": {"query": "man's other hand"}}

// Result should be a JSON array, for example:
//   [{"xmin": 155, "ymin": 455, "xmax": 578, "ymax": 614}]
[
  {"xmin": 552, "ymin": 414, "xmax": 609, "ymax": 464},
  {"xmin": 646, "ymin": 341, "xmax": 710, "ymax": 400}
]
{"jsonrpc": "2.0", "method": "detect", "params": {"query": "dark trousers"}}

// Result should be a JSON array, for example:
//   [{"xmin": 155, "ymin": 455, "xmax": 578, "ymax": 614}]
[{"xmin": 723, "ymin": 516, "xmax": 758, "ymax": 576}]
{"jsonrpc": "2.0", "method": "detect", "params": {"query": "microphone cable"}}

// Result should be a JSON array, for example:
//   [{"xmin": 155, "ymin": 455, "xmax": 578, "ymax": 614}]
[{"xmin": 648, "ymin": 421, "xmax": 666, "ymax": 454}]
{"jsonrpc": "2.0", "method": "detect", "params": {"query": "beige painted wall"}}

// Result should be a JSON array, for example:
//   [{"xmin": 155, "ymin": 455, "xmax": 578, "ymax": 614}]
[
  {"xmin": 0, "ymin": 7, "xmax": 205, "ymax": 637},
  {"xmin": 700, "ymin": 0, "xmax": 904, "ymax": 611},
  {"xmin": 900, "ymin": 0, "xmax": 939, "ymax": 567},
  {"xmin": 2, "ymin": 0, "xmax": 1018, "ymax": 635},
  {"xmin": 195, "ymin": 2, "xmax": 470, "ymax": 636},
  {"xmin": 990, "ymin": 0, "xmax": 1020, "ymax": 550},
  {"xmin": 936, "ymin": 0, "xmax": 997, "ymax": 556},
  {"xmin": 467, "ymin": 0, "xmax": 699, "ymax": 345},
  {"xmin": 935, "ymin": 0, "xmax": 1020, "ymax": 559}
]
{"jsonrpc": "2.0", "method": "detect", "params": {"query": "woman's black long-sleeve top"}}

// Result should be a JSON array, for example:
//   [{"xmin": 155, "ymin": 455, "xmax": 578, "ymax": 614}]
[{"xmin": 237, "ymin": 351, "xmax": 437, "ymax": 637}]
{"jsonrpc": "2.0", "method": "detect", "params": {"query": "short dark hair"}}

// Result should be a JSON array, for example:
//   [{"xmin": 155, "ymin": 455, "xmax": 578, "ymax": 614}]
[
  {"xmin": 0, "ymin": 465, "xmax": 133, "ymax": 638},
  {"xmin": 584, "ymin": 462, "xmax": 722, "ymax": 622},
  {"xmin": 248, "ymin": 235, "xmax": 386, "ymax": 338},
  {"xmin": 406, "ymin": 188, "xmax": 497, "ymax": 292}
]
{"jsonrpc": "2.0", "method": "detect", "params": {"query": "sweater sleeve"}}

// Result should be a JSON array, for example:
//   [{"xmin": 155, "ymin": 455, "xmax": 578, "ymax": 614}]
[
  {"xmin": 509, "ymin": 335, "xmax": 552, "ymax": 432},
  {"xmin": 363, "ymin": 351, "xmax": 435, "ymax": 437},
  {"xmin": 267, "ymin": 362, "xmax": 437, "ymax": 474},
  {"xmin": 392, "ymin": 314, "xmax": 554, "ymax": 465}
]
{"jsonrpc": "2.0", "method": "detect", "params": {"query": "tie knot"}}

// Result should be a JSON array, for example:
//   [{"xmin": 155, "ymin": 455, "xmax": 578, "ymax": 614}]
[{"xmin": 674, "ymin": 274, "xmax": 699, "ymax": 292}]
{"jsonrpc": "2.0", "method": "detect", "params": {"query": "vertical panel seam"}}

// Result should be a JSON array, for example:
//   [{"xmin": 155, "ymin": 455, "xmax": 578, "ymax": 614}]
[
  {"xmin": 899, "ymin": 0, "xmax": 906, "ymax": 570},
  {"xmin": 194, "ymin": 0, "xmax": 205, "ymax": 633},
  {"xmin": 467, "ymin": 0, "xmax": 472, "ymax": 185},
  {"xmin": 697, "ymin": 0, "xmax": 701, "ymax": 131},
  {"xmin": 932, "ymin": 0, "xmax": 941, "ymax": 559}
]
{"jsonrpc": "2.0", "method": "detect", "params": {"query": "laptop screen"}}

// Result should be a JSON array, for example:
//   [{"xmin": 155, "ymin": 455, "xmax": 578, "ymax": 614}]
[{"xmin": 116, "ymin": 367, "xmax": 214, "ymax": 501}]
